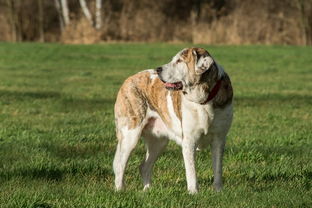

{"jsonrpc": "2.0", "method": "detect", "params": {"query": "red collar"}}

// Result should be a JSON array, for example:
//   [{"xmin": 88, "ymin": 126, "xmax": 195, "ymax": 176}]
[{"xmin": 201, "ymin": 79, "xmax": 222, "ymax": 105}]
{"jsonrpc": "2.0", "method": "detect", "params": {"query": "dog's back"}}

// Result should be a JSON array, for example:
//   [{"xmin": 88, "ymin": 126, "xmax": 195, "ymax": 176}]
[{"xmin": 114, "ymin": 70, "xmax": 181, "ymax": 138}]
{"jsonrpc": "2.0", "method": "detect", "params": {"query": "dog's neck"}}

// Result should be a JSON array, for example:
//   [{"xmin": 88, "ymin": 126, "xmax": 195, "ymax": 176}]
[
  {"xmin": 182, "ymin": 63, "xmax": 232, "ymax": 107},
  {"xmin": 199, "ymin": 63, "xmax": 223, "ymax": 105},
  {"xmin": 200, "ymin": 63, "xmax": 233, "ymax": 108},
  {"xmin": 200, "ymin": 78, "xmax": 223, "ymax": 105}
]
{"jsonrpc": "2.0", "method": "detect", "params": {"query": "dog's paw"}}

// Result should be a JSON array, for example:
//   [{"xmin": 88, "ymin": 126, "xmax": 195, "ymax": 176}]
[
  {"xmin": 213, "ymin": 183, "xmax": 223, "ymax": 192},
  {"xmin": 143, "ymin": 184, "xmax": 151, "ymax": 191},
  {"xmin": 115, "ymin": 183, "xmax": 124, "ymax": 192},
  {"xmin": 115, "ymin": 187, "xmax": 123, "ymax": 192},
  {"xmin": 188, "ymin": 188, "xmax": 198, "ymax": 194}
]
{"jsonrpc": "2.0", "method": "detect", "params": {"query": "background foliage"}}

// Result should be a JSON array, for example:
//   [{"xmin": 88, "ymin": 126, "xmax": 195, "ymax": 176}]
[{"xmin": 0, "ymin": 0, "xmax": 312, "ymax": 45}]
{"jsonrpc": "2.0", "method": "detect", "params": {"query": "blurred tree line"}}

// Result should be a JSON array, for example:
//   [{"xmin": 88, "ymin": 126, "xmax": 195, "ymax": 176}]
[{"xmin": 0, "ymin": 0, "xmax": 311, "ymax": 45}]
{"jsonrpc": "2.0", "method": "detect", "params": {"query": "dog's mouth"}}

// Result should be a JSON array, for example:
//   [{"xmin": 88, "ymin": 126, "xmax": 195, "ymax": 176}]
[
  {"xmin": 157, "ymin": 73, "xmax": 183, "ymax": 90},
  {"xmin": 164, "ymin": 81, "xmax": 183, "ymax": 90}
]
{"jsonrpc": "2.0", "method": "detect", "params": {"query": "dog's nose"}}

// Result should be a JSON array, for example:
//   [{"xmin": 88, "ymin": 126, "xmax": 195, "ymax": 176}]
[{"xmin": 156, "ymin": 67, "xmax": 162, "ymax": 74}]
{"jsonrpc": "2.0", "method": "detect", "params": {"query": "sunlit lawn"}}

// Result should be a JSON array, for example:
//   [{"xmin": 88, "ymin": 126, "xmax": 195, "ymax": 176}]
[{"xmin": 0, "ymin": 43, "xmax": 311, "ymax": 207}]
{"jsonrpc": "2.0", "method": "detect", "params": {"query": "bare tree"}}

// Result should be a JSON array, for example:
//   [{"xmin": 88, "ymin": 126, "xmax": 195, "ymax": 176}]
[
  {"xmin": 6, "ymin": 0, "xmax": 16, "ymax": 41},
  {"xmin": 60, "ymin": 0, "xmax": 70, "ymax": 26},
  {"xmin": 37, "ymin": 0, "xmax": 44, "ymax": 42},
  {"xmin": 6, "ymin": 0, "xmax": 21, "ymax": 41},
  {"xmin": 95, "ymin": 0, "xmax": 102, "ymax": 29},
  {"xmin": 79, "ymin": 0, "xmax": 93, "ymax": 25},
  {"xmin": 297, "ymin": 0, "xmax": 312, "ymax": 45},
  {"xmin": 78, "ymin": 0, "xmax": 102, "ymax": 29},
  {"xmin": 54, "ymin": 0, "xmax": 64, "ymax": 31}
]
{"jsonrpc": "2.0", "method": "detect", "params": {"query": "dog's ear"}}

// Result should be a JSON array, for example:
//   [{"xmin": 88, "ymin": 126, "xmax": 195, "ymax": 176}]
[{"xmin": 193, "ymin": 49, "xmax": 214, "ymax": 75}]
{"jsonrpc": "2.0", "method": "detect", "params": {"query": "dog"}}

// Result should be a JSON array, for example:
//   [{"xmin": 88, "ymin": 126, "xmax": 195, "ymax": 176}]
[{"xmin": 113, "ymin": 47, "xmax": 233, "ymax": 193}]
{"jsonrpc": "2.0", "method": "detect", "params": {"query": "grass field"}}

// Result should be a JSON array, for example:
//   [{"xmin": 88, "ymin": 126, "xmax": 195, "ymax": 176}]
[{"xmin": 0, "ymin": 43, "xmax": 311, "ymax": 208}]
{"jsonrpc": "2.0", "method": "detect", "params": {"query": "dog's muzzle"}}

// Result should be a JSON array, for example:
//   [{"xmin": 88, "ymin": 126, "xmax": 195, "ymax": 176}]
[{"xmin": 155, "ymin": 67, "xmax": 183, "ymax": 91}]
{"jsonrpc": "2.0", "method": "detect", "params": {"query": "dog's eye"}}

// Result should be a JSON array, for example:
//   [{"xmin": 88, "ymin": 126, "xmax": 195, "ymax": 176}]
[{"xmin": 176, "ymin": 59, "xmax": 182, "ymax": 64}]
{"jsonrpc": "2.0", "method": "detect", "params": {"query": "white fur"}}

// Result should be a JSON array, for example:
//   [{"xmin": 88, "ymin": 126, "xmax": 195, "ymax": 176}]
[
  {"xmin": 145, "ymin": 69, "xmax": 158, "ymax": 80},
  {"xmin": 160, "ymin": 51, "xmax": 188, "ymax": 84},
  {"xmin": 114, "ymin": 96, "xmax": 232, "ymax": 193},
  {"xmin": 113, "ymin": 49, "xmax": 232, "ymax": 193},
  {"xmin": 166, "ymin": 92, "xmax": 183, "ymax": 144},
  {"xmin": 195, "ymin": 56, "xmax": 214, "ymax": 74}
]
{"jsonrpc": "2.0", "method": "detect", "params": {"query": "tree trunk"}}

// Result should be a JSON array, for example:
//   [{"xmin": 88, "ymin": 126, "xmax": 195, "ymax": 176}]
[
  {"xmin": 54, "ymin": 0, "xmax": 64, "ymax": 31},
  {"xmin": 95, "ymin": 0, "xmax": 102, "ymax": 30},
  {"xmin": 297, "ymin": 0, "xmax": 307, "ymax": 45},
  {"xmin": 38, "ymin": 0, "xmax": 44, "ymax": 42},
  {"xmin": 60, "ymin": 0, "xmax": 70, "ymax": 26},
  {"xmin": 79, "ymin": 0, "xmax": 93, "ymax": 25},
  {"xmin": 6, "ymin": 0, "xmax": 17, "ymax": 42}
]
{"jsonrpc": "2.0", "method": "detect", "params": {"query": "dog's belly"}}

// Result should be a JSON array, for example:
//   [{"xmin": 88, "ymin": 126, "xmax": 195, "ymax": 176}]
[
  {"xmin": 142, "ymin": 116, "xmax": 183, "ymax": 145},
  {"xmin": 143, "ymin": 117, "xmax": 168, "ymax": 137}
]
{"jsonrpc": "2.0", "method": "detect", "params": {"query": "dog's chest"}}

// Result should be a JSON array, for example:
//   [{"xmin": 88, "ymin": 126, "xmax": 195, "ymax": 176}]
[
  {"xmin": 143, "ymin": 99, "xmax": 215, "ymax": 146},
  {"xmin": 143, "ymin": 104, "xmax": 184, "ymax": 145},
  {"xmin": 181, "ymin": 100, "xmax": 214, "ymax": 138}
]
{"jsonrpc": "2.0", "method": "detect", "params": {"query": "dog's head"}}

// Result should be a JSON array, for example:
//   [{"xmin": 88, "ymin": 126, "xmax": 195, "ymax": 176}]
[{"xmin": 156, "ymin": 47, "xmax": 219, "ymax": 103}]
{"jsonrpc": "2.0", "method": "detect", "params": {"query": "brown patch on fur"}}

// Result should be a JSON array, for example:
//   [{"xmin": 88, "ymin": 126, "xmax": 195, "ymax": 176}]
[
  {"xmin": 193, "ymin": 47, "xmax": 209, "ymax": 57},
  {"xmin": 145, "ymin": 77, "xmax": 172, "ymax": 127},
  {"xmin": 181, "ymin": 47, "xmax": 211, "ymax": 84},
  {"xmin": 114, "ymin": 72, "xmax": 150, "ymax": 130},
  {"xmin": 114, "ymin": 47, "xmax": 232, "ymax": 141},
  {"xmin": 115, "ymin": 71, "xmax": 182, "ymax": 136},
  {"xmin": 171, "ymin": 91, "xmax": 182, "ymax": 121},
  {"xmin": 181, "ymin": 47, "xmax": 233, "ymax": 108},
  {"xmin": 181, "ymin": 48, "xmax": 197, "ymax": 83}
]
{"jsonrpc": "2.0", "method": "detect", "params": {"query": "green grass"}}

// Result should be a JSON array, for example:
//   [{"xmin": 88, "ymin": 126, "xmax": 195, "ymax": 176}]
[{"xmin": 0, "ymin": 42, "xmax": 311, "ymax": 208}]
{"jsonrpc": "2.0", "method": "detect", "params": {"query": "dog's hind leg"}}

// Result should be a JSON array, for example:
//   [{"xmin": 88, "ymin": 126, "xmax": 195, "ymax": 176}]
[
  {"xmin": 140, "ymin": 136, "xmax": 168, "ymax": 191},
  {"xmin": 113, "ymin": 126, "xmax": 142, "ymax": 191},
  {"xmin": 211, "ymin": 136, "xmax": 225, "ymax": 191}
]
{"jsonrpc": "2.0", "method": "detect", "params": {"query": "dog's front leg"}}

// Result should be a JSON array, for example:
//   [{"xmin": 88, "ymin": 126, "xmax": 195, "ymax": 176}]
[{"xmin": 182, "ymin": 139, "xmax": 198, "ymax": 194}]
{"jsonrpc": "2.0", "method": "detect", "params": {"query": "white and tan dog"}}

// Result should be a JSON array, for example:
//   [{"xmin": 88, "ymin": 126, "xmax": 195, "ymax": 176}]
[{"xmin": 113, "ymin": 47, "xmax": 233, "ymax": 193}]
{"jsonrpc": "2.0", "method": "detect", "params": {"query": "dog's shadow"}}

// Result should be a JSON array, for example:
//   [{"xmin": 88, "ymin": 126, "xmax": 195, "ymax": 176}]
[
  {"xmin": 235, "ymin": 93, "xmax": 312, "ymax": 107},
  {"xmin": 226, "ymin": 144, "xmax": 312, "ymax": 183},
  {"xmin": 1, "ymin": 141, "xmax": 114, "ymax": 182}
]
